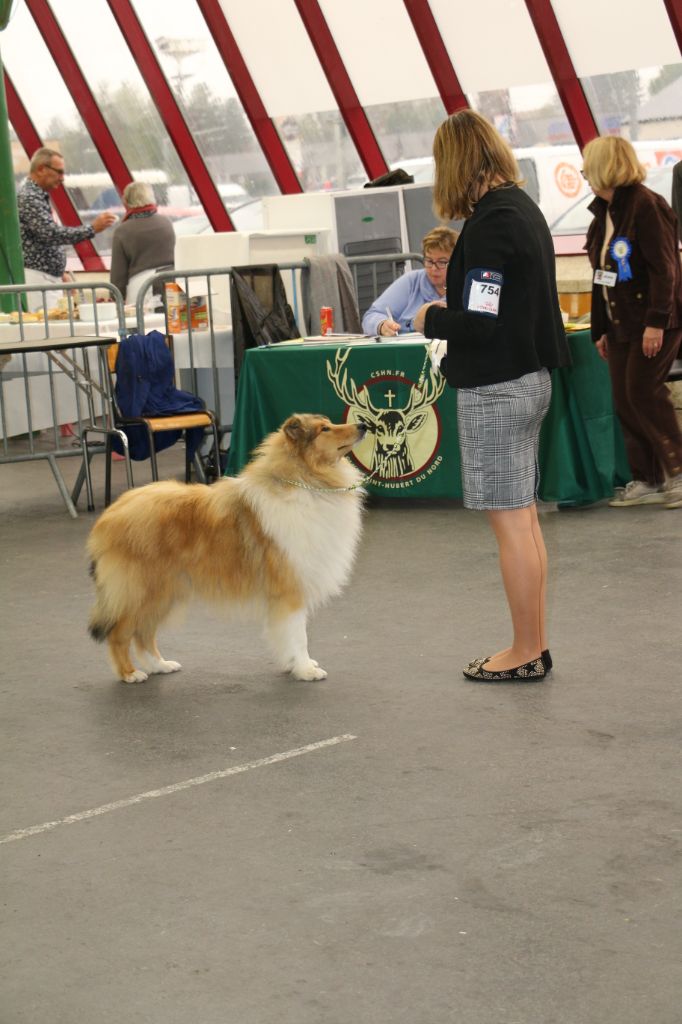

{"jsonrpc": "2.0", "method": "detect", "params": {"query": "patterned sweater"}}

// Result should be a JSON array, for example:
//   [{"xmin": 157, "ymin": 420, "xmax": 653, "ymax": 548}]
[{"xmin": 17, "ymin": 178, "xmax": 94, "ymax": 277}]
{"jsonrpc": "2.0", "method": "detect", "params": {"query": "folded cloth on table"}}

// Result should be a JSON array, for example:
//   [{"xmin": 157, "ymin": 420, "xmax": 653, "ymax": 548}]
[{"xmin": 301, "ymin": 255, "xmax": 362, "ymax": 334}]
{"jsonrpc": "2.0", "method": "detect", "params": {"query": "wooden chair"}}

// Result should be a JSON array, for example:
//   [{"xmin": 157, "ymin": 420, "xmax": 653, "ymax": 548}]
[{"xmin": 81, "ymin": 337, "xmax": 221, "ymax": 509}]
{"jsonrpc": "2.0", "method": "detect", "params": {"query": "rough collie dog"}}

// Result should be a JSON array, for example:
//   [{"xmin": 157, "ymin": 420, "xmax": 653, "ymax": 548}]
[{"xmin": 87, "ymin": 414, "xmax": 366, "ymax": 683}]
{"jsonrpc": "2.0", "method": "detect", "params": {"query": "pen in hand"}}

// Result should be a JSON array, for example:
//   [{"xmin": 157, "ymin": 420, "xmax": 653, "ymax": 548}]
[{"xmin": 381, "ymin": 307, "xmax": 399, "ymax": 338}]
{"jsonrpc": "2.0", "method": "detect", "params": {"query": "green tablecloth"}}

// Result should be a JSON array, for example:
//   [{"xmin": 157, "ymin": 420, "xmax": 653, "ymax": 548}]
[{"xmin": 226, "ymin": 331, "xmax": 630, "ymax": 505}]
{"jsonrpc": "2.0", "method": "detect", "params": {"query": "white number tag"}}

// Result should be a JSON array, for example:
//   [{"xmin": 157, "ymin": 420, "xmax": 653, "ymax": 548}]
[
  {"xmin": 594, "ymin": 269, "xmax": 617, "ymax": 287},
  {"xmin": 468, "ymin": 280, "xmax": 501, "ymax": 316}
]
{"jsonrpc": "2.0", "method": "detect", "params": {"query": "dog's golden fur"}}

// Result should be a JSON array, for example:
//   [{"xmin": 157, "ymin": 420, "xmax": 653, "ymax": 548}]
[{"xmin": 87, "ymin": 414, "xmax": 365, "ymax": 683}]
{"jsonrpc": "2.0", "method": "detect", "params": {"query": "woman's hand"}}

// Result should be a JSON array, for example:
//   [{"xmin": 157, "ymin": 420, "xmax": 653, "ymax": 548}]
[
  {"xmin": 595, "ymin": 335, "xmax": 608, "ymax": 361},
  {"xmin": 413, "ymin": 300, "xmax": 446, "ymax": 334},
  {"xmin": 642, "ymin": 326, "xmax": 664, "ymax": 358},
  {"xmin": 378, "ymin": 318, "xmax": 400, "ymax": 337}
]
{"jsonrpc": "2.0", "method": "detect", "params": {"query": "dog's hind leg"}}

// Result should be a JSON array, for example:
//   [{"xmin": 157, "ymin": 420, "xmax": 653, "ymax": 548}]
[
  {"xmin": 133, "ymin": 584, "xmax": 184, "ymax": 676},
  {"xmin": 266, "ymin": 605, "xmax": 327, "ymax": 681},
  {"xmin": 134, "ymin": 621, "xmax": 182, "ymax": 676},
  {"xmin": 107, "ymin": 616, "xmax": 148, "ymax": 683}
]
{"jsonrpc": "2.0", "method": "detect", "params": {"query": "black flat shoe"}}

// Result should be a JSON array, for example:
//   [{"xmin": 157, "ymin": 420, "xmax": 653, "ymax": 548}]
[
  {"xmin": 463, "ymin": 656, "xmax": 546, "ymax": 682},
  {"xmin": 468, "ymin": 650, "xmax": 553, "ymax": 672}
]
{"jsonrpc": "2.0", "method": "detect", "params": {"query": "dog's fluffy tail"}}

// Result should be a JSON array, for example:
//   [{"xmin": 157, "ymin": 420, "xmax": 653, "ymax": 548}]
[
  {"xmin": 87, "ymin": 556, "xmax": 126, "ymax": 644},
  {"xmin": 88, "ymin": 612, "xmax": 113, "ymax": 643}
]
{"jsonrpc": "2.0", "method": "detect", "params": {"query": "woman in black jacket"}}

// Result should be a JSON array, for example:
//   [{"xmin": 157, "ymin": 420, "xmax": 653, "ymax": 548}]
[
  {"xmin": 582, "ymin": 135, "xmax": 682, "ymax": 509},
  {"xmin": 414, "ymin": 110, "xmax": 570, "ymax": 682}
]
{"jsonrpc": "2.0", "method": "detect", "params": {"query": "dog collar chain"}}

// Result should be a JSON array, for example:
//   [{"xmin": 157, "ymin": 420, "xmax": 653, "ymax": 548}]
[
  {"xmin": 275, "ymin": 457, "xmax": 389, "ymax": 493},
  {"xmin": 416, "ymin": 345, "xmax": 433, "ymax": 392}
]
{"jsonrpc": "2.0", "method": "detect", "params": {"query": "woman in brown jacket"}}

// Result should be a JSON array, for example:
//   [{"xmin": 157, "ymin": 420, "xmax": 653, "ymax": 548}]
[{"xmin": 583, "ymin": 136, "xmax": 682, "ymax": 509}]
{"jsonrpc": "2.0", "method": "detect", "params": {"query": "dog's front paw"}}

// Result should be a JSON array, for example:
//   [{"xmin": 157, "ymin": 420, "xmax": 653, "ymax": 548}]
[
  {"xmin": 152, "ymin": 659, "xmax": 181, "ymax": 674},
  {"xmin": 121, "ymin": 669, "xmax": 148, "ymax": 684},
  {"xmin": 292, "ymin": 660, "xmax": 327, "ymax": 681}
]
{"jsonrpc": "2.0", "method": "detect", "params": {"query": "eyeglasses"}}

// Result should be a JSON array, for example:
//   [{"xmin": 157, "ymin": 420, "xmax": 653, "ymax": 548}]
[
  {"xmin": 423, "ymin": 258, "xmax": 449, "ymax": 269},
  {"xmin": 44, "ymin": 164, "xmax": 65, "ymax": 176}
]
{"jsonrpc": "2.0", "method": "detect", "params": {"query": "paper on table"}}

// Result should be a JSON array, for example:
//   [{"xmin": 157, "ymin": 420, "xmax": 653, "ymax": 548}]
[
  {"xmin": 302, "ymin": 333, "xmax": 369, "ymax": 344},
  {"xmin": 386, "ymin": 331, "xmax": 426, "ymax": 342},
  {"xmin": 565, "ymin": 322, "xmax": 590, "ymax": 332}
]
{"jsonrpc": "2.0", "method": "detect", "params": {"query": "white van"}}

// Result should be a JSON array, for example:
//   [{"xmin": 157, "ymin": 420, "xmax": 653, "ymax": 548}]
[
  {"xmin": 514, "ymin": 140, "xmax": 682, "ymax": 226},
  {"xmin": 393, "ymin": 141, "xmax": 682, "ymax": 227}
]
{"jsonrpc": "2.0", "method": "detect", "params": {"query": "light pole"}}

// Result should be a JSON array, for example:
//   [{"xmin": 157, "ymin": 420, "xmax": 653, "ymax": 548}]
[{"xmin": 155, "ymin": 36, "xmax": 205, "ymax": 105}]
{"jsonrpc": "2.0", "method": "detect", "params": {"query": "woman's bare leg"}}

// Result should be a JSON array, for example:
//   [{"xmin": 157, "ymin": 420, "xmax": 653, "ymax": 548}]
[
  {"xmin": 529, "ymin": 503, "xmax": 548, "ymax": 652},
  {"xmin": 481, "ymin": 505, "xmax": 544, "ymax": 670}
]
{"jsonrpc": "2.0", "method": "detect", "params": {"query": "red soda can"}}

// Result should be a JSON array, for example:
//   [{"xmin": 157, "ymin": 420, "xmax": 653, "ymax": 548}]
[{"xmin": 320, "ymin": 306, "xmax": 334, "ymax": 335}]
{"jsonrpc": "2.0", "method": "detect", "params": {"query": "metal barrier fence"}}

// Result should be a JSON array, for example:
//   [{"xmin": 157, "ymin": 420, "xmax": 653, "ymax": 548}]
[
  {"xmin": 0, "ymin": 255, "xmax": 422, "ymax": 515},
  {"xmin": 0, "ymin": 281, "xmax": 126, "ymax": 516},
  {"xmin": 134, "ymin": 253, "xmax": 424, "ymax": 430}
]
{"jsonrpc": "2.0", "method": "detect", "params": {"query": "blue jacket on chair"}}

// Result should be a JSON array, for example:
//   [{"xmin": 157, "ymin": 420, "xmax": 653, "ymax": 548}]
[{"xmin": 112, "ymin": 330, "xmax": 206, "ymax": 460}]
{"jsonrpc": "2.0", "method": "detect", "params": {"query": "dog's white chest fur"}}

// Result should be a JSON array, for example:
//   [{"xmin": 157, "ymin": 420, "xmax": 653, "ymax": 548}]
[{"xmin": 243, "ymin": 482, "xmax": 363, "ymax": 609}]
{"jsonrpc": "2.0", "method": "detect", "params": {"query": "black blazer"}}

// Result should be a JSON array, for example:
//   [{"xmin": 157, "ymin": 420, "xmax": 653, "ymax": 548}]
[{"xmin": 424, "ymin": 186, "xmax": 570, "ymax": 388}]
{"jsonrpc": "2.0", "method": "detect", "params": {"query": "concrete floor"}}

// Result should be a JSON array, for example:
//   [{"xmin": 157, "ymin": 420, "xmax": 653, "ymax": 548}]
[{"xmin": 1, "ymin": 448, "xmax": 681, "ymax": 1024}]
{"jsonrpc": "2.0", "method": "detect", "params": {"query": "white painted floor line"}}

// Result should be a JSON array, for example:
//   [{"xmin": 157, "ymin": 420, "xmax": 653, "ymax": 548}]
[{"xmin": 0, "ymin": 734, "xmax": 357, "ymax": 847}]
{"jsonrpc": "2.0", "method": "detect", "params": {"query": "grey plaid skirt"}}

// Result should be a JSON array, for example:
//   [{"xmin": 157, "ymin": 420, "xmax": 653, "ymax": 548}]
[{"xmin": 457, "ymin": 369, "xmax": 552, "ymax": 510}]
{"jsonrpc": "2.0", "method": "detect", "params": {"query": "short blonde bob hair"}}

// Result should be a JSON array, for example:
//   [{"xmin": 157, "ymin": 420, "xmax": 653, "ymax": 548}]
[
  {"xmin": 421, "ymin": 225, "xmax": 459, "ymax": 255},
  {"xmin": 432, "ymin": 110, "xmax": 522, "ymax": 220},
  {"xmin": 581, "ymin": 136, "xmax": 646, "ymax": 191}
]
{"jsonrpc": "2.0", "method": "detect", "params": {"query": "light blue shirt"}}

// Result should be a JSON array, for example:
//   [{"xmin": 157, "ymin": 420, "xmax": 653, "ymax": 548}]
[{"xmin": 361, "ymin": 269, "xmax": 441, "ymax": 335}]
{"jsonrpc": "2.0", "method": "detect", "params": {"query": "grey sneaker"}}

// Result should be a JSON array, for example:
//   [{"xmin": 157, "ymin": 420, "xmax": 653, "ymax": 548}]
[
  {"xmin": 664, "ymin": 473, "xmax": 682, "ymax": 509},
  {"xmin": 608, "ymin": 480, "xmax": 666, "ymax": 507}
]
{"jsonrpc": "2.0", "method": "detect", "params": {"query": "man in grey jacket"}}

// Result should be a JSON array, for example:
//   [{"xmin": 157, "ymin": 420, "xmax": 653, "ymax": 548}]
[{"xmin": 109, "ymin": 181, "xmax": 175, "ymax": 304}]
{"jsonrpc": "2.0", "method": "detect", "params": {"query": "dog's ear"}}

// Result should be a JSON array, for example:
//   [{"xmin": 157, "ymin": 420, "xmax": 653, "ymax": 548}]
[{"xmin": 283, "ymin": 416, "xmax": 304, "ymax": 445}]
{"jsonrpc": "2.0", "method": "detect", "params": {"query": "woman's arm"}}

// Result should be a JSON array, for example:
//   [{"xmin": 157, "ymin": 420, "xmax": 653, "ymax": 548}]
[
  {"xmin": 361, "ymin": 271, "xmax": 421, "ymax": 335},
  {"xmin": 423, "ymin": 210, "xmax": 516, "ymax": 346},
  {"xmin": 635, "ymin": 194, "xmax": 679, "ymax": 330}
]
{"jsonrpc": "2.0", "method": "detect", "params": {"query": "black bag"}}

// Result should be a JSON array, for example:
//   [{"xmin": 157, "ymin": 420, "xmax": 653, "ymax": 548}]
[
  {"xmin": 230, "ymin": 265, "xmax": 299, "ymax": 380},
  {"xmin": 364, "ymin": 168, "xmax": 414, "ymax": 188}
]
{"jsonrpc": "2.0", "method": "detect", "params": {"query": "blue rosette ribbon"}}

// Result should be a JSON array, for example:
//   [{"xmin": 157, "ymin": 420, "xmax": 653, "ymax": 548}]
[{"xmin": 610, "ymin": 236, "xmax": 632, "ymax": 282}]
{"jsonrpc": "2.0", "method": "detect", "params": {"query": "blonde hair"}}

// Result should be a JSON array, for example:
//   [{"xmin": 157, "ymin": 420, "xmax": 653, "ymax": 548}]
[
  {"xmin": 582, "ymin": 136, "xmax": 646, "ymax": 191},
  {"xmin": 422, "ymin": 225, "xmax": 459, "ymax": 255},
  {"xmin": 432, "ymin": 110, "xmax": 522, "ymax": 220}
]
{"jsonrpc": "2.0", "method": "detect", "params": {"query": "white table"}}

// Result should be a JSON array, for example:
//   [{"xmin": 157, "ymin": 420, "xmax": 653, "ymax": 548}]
[
  {"xmin": 0, "ymin": 334, "xmax": 117, "ymax": 517},
  {"xmin": 0, "ymin": 314, "xmax": 235, "ymax": 442}
]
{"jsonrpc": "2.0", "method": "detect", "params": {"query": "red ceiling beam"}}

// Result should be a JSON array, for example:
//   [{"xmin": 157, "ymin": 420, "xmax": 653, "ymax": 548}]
[
  {"xmin": 292, "ymin": 0, "xmax": 388, "ymax": 181},
  {"xmin": 26, "ymin": 0, "xmax": 133, "ymax": 198},
  {"xmin": 402, "ymin": 0, "xmax": 469, "ymax": 114},
  {"xmin": 662, "ymin": 0, "xmax": 682, "ymax": 52},
  {"xmin": 4, "ymin": 71, "xmax": 106, "ymax": 272},
  {"xmin": 106, "ymin": 0, "xmax": 234, "ymax": 231},
  {"xmin": 524, "ymin": 0, "xmax": 599, "ymax": 150},
  {"xmin": 196, "ymin": 0, "xmax": 302, "ymax": 194}
]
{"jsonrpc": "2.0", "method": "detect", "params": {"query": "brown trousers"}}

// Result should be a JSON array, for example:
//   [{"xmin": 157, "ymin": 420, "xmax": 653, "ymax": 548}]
[{"xmin": 607, "ymin": 328, "xmax": 682, "ymax": 485}]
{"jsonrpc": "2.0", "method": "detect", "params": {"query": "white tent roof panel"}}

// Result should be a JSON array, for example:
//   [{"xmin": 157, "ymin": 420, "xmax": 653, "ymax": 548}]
[
  {"xmin": 220, "ymin": 0, "xmax": 337, "ymax": 117},
  {"xmin": 552, "ymin": 0, "xmax": 681, "ymax": 78},
  {"xmin": 319, "ymin": 0, "xmax": 440, "ymax": 105},
  {"xmin": 430, "ymin": 0, "xmax": 554, "ymax": 92}
]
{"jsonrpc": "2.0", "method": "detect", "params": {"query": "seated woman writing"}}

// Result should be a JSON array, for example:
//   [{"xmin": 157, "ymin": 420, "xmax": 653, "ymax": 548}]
[{"xmin": 361, "ymin": 225, "xmax": 458, "ymax": 337}]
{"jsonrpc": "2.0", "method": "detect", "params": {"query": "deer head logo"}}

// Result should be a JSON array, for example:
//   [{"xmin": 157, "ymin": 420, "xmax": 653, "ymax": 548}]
[{"xmin": 326, "ymin": 348, "xmax": 446, "ymax": 480}]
